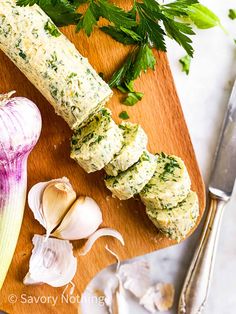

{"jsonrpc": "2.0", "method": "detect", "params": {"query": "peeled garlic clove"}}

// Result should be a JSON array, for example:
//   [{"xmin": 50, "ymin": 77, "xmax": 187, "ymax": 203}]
[
  {"xmin": 42, "ymin": 181, "xmax": 76, "ymax": 238},
  {"xmin": 24, "ymin": 234, "xmax": 77, "ymax": 287},
  {"xmin": 52, "ymin": 196, "xmax": 102, "ymax": 240},
  {"xmin": 79, "ymin": 228, "xmax": 125, "ymax": 256},
  {"xmin": 28, "ymin": 177, "xmax": 73, "ymax": 229}
]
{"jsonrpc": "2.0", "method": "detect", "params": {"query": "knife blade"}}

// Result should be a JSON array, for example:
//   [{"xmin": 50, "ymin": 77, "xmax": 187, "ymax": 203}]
[{"xmin": 209, "ymin": 80, "xmax": 236, "ymax": 199}]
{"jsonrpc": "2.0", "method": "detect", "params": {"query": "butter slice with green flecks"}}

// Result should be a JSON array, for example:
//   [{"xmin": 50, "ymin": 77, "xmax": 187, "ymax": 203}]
[
  {"xmin": 140, "ymin": 153, "xmax": 191, "ymax": 209},
  {"xmin": 146, "ymin": 191, "xmax": 199, "ymax": 241},
  {"xmin": 105, "ymin": 122, "xmax": 148, "ymax": 176},
  {"xmin": 105, "ymin": 151, "xmax": 157, "ymax": 200},
  {"xmin": 71, "ymin": 109, "xmax": 123, "ymax": 173}
]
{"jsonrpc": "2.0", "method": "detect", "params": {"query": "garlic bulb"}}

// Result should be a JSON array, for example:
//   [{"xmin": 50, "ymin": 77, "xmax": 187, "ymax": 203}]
[
  {"xmin": 24, "ymin": 234, "xmax": 77, "ymax": 287},
  {"xmin": 28, "ymin": 177, "xmax": 76, "ymax": 236},
  {"xmin": 52, "ymin": 196, "xmax": 102, "ymax": 240}
]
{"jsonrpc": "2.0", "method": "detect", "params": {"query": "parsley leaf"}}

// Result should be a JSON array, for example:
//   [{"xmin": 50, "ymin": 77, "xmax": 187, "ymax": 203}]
[
  {"xmin": 109, "ymin": 54, "xmax": 133, "ymax": 88},
  {"xmin": 124, "ymin": 92, "xmax": 144, "ymax": 106},
  {"xmin": 17, "ymin": 0, "xmax": 81, "ymax": 26},
  {"xmin": 127, "ymin": 43, "xmax": 156, "ymax": 82},
  {"xmin": 101, "ymin": 26, "xmax": 140, "ymax": 45},
  {"xmin": 109, "ymin": 44, "xmax": 155, "ymax": 105},
  {"xmin": 162, "ymin": 17, "xmax": 195, "ymax": 57},
  {"xmin": 186, "ymin": 4, "xmax": 221, "ymax": 29},
  {"xmin": 76, "ymin": 2, "xmax": 99, "ymax": 36},
  {"xmin": 97, "ymin": 0, "xmax": 136, "ymax": 28},
  {"xmin": 229, "ymin": 9, "xmax": 236, "ymax": 20},
  {"xmin": 136, "ymin": 3, "xmax": 166, "ymax": 51},
  {"xmin": 179, "ymin": 55, "xmax": 191, "ymax": 75},
  {"xmin": 162, "ymin": 0, "xmax": 198, "ymax": 17},
  {"xmin": 109, "ymin": 44, "xmax": 155, "ymax": 103},
  {"xmin": 119, "ymin": 111, "xmax": 130, "ymax": 120}
]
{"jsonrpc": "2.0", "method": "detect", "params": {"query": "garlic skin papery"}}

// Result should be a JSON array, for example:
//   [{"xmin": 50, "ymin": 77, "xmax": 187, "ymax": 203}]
[
  {"xmin": 118, "ymin": 260, "xmax": 151, "ymax": 298},
  {"xmin": 24, "ymin": 234, "xmax": 77, "ymax": 287},
  {"xmin": 140, "ymin": 283, "xmax": 175, "ymax": 313},
  {"xmin": 101, "ymin": 257, "xmax": 174, "ymax": 313},
  {"xmin": 28, "ymin": 177, "xmax": 76, "ymax": 236},
  {"xmin": 80, "ymin": 228, "xmax": 125, "ymax": 256},
  {"xmin": 52, "ymin": 196, "xmax": 103, "ymax": 240}
]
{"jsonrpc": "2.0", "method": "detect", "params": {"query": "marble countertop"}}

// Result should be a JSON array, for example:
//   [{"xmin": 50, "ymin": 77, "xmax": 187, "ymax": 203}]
[{"xmin": 82, "ymin": 1, "xmax": 236, "ymax": 313}]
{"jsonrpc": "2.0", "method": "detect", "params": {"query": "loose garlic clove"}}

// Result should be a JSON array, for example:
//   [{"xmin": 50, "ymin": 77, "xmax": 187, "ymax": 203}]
[
  {"xmin": 28, "ymin": 177, "xmax": 75, "ymax": 230},
  {"xmin": 42, "ymin": 182, "xmax": 76, "ymax": 238},
  {"xmin": 52, "ymin": 196, "xmax": 102, "ymax": 240}
]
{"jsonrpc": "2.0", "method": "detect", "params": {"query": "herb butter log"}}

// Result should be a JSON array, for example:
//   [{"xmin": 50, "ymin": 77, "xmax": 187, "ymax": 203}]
[
  {"xmin": 140, "ymin": 153, "xmax": 191, "ymax": 209},
  {"xmin": 105, "ymin": 151, "xmax": 157, "ymax": 200},
  {"xmin": 105, "ymin": 122, "xmax": 148, "ymax": 176},
  {"xmin": 71, "ymin": 109, "xmax": 123, "ymax": 173},
  {"xmin": 146, "ymin": 191, "xmax": 199, "ymax": 241},
  {"xmin": 0, "ymin": 0, "xmax": 112, "ymax": 129}
]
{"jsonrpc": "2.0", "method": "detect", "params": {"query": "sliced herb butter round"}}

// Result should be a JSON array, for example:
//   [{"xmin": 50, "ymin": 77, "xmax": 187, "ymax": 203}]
[
  {"xmin": 70, "ymin": 109, "xmax": 123, "ymax": 173},
  {"xmin": 104, "ymin": 122, "xmax": 148, "ymax": 176},
  {"xmin": 105, "ymin": 151, "xmax": 157, "ymax": 200},
  {"xmin": 140, "ymin": 153, "xmax": 191, "ymax": 209},
  {"xmin": 146, "ymin": 191, "xmax": 199, "ymax": 241}
]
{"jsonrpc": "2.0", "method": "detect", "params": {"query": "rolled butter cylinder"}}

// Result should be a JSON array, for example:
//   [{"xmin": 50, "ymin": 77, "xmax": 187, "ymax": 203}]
[{"xmin": 0, "ymin": 0, "xmax": 112, "ymax": 129}]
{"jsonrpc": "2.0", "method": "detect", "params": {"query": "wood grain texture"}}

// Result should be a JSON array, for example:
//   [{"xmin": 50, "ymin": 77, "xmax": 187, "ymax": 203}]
[{"xmin": 0, "ymin": 23, "xmax": 205, "ymax": 313}]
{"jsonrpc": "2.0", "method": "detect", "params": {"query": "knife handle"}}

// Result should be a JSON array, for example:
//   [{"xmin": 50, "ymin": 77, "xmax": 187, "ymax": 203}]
[{"xmin": 178, "ymin": 196, "xmax": 227, "ymax": 314}]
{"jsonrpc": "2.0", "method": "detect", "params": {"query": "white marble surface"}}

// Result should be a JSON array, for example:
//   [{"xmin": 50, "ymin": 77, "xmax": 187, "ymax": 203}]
[{"xmin": 82, "ymin": 1, "xmax": 236, "ymax": 313}]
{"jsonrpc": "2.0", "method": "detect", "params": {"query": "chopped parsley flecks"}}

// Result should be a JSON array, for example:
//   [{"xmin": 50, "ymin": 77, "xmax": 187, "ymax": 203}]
[
  {"xmin": 229, "ymin": 9, "xmax": 236, "ymax": 20},
  {"xmin": 44, "ymin": 20, "xmax": 61, "ymax": 37},
  {"xmin": 179, "ymin": 55, "xmax": 191, "ymax": 75},
  {"xmin": 119, "ymin": 111, "xmax": 130, "ymax": 120}
]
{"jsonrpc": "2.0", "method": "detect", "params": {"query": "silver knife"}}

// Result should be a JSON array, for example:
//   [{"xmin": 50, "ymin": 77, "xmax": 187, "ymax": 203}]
[{"xmin": 178, "ymin": 79, "xmax": 236, "ymax": 314}]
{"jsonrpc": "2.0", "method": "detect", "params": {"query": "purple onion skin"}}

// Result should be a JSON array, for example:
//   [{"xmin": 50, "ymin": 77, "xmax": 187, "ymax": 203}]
[
  {"xmin": 0, "ymin": 95, "xmax": 42, "ymax": 162},
  {"xmin": 0, "ymin": 93, "xmax": 42, "ymax": 289},
  {"xmin": 0, "ymin": 93, "xmax": 42, "ymax": 212}
]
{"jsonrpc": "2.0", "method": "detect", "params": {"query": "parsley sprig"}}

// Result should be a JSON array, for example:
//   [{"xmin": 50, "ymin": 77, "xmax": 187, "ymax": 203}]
[{"xmin": 17, "ymin": 0, "xmax": 220, "ymax": 104}]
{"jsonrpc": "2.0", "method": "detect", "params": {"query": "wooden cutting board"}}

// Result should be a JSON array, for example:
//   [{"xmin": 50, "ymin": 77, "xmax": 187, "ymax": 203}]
[{"xmin": 0, "ymin": 20, "xmax": 205, "ymax": 314}]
